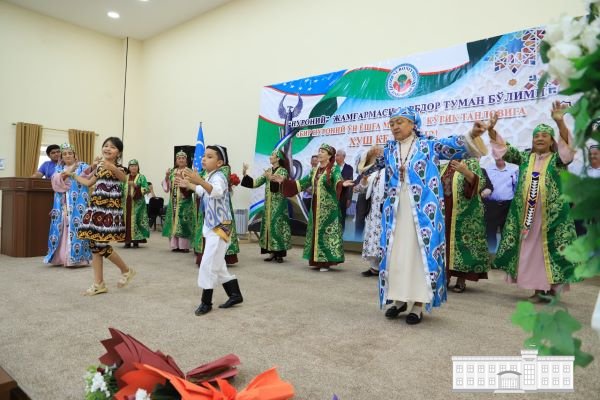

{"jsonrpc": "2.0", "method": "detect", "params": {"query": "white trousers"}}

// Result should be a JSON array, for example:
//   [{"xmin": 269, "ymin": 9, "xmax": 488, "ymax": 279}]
[{"xmin": 198, "ymin": 229, "xmax": 235, "ymax": 289}]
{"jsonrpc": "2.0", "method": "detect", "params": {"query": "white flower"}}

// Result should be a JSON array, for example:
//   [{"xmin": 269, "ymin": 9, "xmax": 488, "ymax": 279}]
[
  {"xmin": 545, "ymin": 15, "xmax": 587, "ymax": 45},
  {"xmin": 548, "ymin": 55, "xmax": 576, "ymax": 88},
  {"xmin": 548, "ymin": 40, "xmax": 583, "ymax": 59},
  {"xmin": 580, "ymin": 18, "xmax": 600, "ymax": 52},
  {"xmin": 584, "ymin": 0, "xmax": 600, "ymax": 11},
  {"xmin": 90, "ymin": 372, "xmax": 104, "ymax": 392},
  {"xmin": 135, "ymin": 388, "xmax": 152, "ymax": 400}
]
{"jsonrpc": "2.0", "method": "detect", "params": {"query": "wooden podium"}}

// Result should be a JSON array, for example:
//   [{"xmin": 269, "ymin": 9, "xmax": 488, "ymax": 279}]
[{"xmin": 0, "ymin": 178, "xmax": 53, "ymax": 257}]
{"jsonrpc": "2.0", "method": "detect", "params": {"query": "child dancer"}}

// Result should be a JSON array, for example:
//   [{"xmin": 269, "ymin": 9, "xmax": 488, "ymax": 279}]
[
  {"xmin": 177, "ymin": 145, "xmax": 243, "ymax": 315},
  {"xmin": 73, "ymin": 137, "xmax": 136, "ymax": 295}
]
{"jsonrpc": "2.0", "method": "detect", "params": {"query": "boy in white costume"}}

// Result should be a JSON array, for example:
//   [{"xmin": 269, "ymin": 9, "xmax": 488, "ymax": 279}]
[{"xmin": 177, "ymin": 145, "xmax": 243, "ymax": 315}]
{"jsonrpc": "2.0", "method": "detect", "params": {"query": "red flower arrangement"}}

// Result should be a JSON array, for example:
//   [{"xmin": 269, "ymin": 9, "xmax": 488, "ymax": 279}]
[
  {"xmin": 229, "ymin": 173, "xmax": 241, "ymax": 187},
  {"xmin": 92, "ymin": 328, "xmax": 294, "ymax": 400}
]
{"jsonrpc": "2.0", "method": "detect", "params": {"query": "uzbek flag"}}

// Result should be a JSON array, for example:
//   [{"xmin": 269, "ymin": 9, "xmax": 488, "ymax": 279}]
[{"xmin": 192, "ymin": 122, "xmax": 205, "ymax": 171}]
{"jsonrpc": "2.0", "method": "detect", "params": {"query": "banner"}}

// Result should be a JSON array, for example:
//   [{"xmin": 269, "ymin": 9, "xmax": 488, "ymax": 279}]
[{"xmin": 249, "ymin": 26, "xmax": 576, "ymax": 242}]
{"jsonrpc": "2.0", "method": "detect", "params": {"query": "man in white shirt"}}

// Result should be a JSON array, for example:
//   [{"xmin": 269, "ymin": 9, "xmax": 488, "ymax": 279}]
[
  {"xmin": 482, "ymin": 158, "xmax": 518, "ymax": 253},
  {"xmin": 586, "ymin": 145, "xmax": 600, "ymax": 178}
]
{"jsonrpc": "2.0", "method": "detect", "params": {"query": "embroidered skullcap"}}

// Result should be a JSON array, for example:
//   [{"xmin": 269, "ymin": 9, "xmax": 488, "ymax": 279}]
[
  {"xmin": 128, "ymin": 159, "xmax": 139, "ymax": 165},
  {"xmin": 59, "ymin": 143, "xmax": 75, "ymax": 153},
  {"xmin": 176, "ymin": 150, "xmax": 188, "ymax": 158},
  {"xmin": 210, "ymin": 145, "xmax": 229, "ymax": 165},
  {"xmin": 272, "ymin": 149, "xmax": 285, "ymax": 160},
  {"xmin": 532, "ymin": 123, "xmax": 555, "ymax": 138},
  {"xmin": 390, "ymin": 106, "xmax": 422, "ymax": 130},
  {"xmin": 319, "ymin": 143, "xmax": 336, "ymax": 156}
]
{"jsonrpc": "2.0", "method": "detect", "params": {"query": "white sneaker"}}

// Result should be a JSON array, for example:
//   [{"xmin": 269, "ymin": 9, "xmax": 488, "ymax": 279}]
[{"xmin": 319, "ymin": 267, "xmax": 329, "ymax": 272}]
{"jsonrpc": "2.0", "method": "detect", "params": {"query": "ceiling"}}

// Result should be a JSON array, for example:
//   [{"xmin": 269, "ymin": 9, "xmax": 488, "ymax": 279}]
[{"xmin": 4, "ymin": 0, "xmax": 234, "ymax": 40}]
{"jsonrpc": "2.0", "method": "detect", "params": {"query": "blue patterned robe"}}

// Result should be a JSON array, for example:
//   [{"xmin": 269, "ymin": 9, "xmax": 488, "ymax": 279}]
[
  {"xmin": 379, "ymin": 135, "xmax": 475, "ymax": 311},
  {"xmin": 44, "ymin": 163, "xmax": 92, "ymax": 265}
]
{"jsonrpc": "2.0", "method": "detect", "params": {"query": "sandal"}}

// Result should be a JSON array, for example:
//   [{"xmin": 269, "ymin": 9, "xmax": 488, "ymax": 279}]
[
  {"xmin": 83, "ymin": 282, "xmax": 108, "ymax": 296},
  {"xmin": 117, "ymin": 267, "xmax": 136, "ymax": 288}
]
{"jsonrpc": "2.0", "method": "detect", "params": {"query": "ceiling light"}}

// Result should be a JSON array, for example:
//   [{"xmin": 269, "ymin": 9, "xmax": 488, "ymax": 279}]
[
  {"xmin": 107, "ymin": 11, "xmax": 120, "ymax": 19},
  {"xmin": 139, "ymin": 0, "xmax": 150, "ymax": 2}
]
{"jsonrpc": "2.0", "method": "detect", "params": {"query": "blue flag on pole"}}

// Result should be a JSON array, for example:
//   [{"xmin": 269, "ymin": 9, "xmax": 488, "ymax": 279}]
[{"xmin": 193, "ymin": 123, "xmax": 205, "ymax": 171}]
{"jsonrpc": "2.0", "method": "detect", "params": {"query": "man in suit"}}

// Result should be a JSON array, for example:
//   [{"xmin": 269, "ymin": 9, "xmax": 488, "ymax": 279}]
[{"xmin": 335, "ymin": 149, "xmax": 354, "ymax": 231}]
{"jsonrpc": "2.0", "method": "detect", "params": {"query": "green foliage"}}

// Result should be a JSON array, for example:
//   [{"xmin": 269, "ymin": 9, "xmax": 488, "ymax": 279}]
[
  {"xmin": 83, "ymin": 365, "xmax": 118, "ymax": 400},
  {"xmin": 512, "ymin": 302, "xmax": 593, "ymax": 367}
]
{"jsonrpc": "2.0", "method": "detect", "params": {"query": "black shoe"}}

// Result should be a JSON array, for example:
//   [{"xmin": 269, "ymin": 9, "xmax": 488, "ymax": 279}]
[
  {"xmin": 194, "ymin": 303, "xmax": 212, "ymax": 315},
  {"xmin": 219, "ymin": 279, "xmax": 243, "ymax": 308},
  {"xmin": 385, "ymin": 303, "xmax": 407, "ymax": 318},
  {"xmin": 133, "ymin": 242, "xmax": 139, "ymax": 248},
  {"xmin": 124, "ymin": 243, "xmax": 131, "ymax": 248},
  {"xmin": 264, "ymin": 255, "xmax": 275, "ymax": 262},
  {"xmin": 276, "ymin": 257, "xmax": 284, "ymax": 263},
  {"xmin": 361, "ymin": 269, "xmax": 377, "ymax": 277},
  {"xmin": 195, "ymin": 289, "xmax": 213, "ymax": 316},
  {"xmin": 406, "ymin": 312, "xmax": 423, "ymax": 325}
]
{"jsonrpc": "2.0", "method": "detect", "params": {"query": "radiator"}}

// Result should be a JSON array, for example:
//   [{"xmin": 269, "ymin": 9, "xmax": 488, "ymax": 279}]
[{"xmin": 234, "ymin": 208, "xmax": 249, "ymax": 234}]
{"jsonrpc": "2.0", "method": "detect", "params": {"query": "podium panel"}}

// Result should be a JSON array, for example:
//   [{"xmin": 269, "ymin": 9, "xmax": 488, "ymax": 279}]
[{"xmin": 0, "ymin": 178, "xmax": 53, "ymax": 257}]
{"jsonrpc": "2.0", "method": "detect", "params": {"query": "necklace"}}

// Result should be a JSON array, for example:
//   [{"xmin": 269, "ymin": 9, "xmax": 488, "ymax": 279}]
[{"xmin": 399, "ymin": 136, "xmax": 416, "ymax": 183}]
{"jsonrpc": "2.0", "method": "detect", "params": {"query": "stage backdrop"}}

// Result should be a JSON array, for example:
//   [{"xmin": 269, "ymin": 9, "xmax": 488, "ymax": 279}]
[{"xmin": 248, "ymin": 26, "xmax": 576, "ymax": 242}]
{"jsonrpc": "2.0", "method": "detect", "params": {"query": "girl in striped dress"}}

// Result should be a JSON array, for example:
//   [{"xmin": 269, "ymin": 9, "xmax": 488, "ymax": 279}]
[{"xmin": 73, "ymin": 137, "xmax": 136, "ymax": 295}]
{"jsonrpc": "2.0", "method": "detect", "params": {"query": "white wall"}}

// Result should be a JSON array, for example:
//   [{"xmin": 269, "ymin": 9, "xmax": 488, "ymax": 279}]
[
  {"xmin": 0, "ymin": 0, "xmax": 583, "ymax": 209},
  {"xmin": 133, "ymin": 0, "xmax": 581, "ymax": 209},
  {"xmin": 0, "ymin": 1, "xmax": 126, "ymax": 178}
]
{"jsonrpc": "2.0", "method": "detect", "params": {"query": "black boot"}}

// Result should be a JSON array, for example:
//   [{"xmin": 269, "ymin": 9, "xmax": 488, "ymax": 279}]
[
  {"xmin": 219, "ymin": 279, "xmax": 243, "ymax": 308},
  {"xmin": 195, "ymin": 289, "xmax": 213, "ymax": 315}
]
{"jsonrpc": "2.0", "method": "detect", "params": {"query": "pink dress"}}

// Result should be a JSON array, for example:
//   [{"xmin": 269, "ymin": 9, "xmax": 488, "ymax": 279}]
[{"xmin": 492, "ymin": 132, "xmax": 575, "ymax": 291}]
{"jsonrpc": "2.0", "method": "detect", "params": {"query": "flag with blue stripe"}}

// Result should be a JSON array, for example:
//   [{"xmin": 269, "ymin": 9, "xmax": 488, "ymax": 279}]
[{"xmin": 193, "ymin": 123, "xmax": 205, "ymax": 170}]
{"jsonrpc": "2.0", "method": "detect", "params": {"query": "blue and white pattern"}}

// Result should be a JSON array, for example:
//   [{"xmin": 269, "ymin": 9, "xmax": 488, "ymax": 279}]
[
  {"xmin": 44, "ymin": 163, "xmax": 92, "ymax": 265},
  {"xmin": 378, "ymin": 135, "xmax": 474, "ymax": 311},
  {"xmin": 201, "ymin": 171, "xmax": 232, "ymax": 230}
]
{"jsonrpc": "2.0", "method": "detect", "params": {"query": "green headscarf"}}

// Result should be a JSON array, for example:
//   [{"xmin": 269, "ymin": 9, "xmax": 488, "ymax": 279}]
[{"xmin": 532, "ymin": 123, "xmax": 555, "ymax": 137}]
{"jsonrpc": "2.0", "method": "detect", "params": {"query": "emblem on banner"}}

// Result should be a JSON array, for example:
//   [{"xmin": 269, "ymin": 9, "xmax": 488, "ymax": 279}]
[{"xmin": 386, "ymin": 63, "xmax": 419, "ymax": 98}]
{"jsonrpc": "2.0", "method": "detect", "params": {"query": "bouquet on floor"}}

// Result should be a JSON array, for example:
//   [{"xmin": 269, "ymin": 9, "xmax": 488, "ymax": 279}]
[
  {"xmin": 84, "ymin": 327, "xmax": 295, "ymax": 400},
  {"xmin": 84, "ymin": 365, "xmax": 118, "ymax": 400}
]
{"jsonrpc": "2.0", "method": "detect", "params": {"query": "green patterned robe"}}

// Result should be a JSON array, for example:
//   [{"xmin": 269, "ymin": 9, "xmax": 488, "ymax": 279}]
[
  {"xmin": 283, "ymin": 165, "xmax": 344, "ymax": 265},
  {"xmin": 242, "ymin": 167, "xmax": 291, "ymax": 254},
  {"xmin": 123, "ymin": 173, "xmax": 150, "ymax": 241},
  {"xmin": 493, "ymin": 143, "xmax": 577, "ymax": 283},
  {"xmin": 162, "ymin": 168, "xmax": 195, "ymax": 240},
  {"xmin": 193, "ymin": 166, "xmax": 239, "ymax": 259},
  {"xmin": 442, "ymin": 159, "xmax": 490, "ymax": 276}
]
